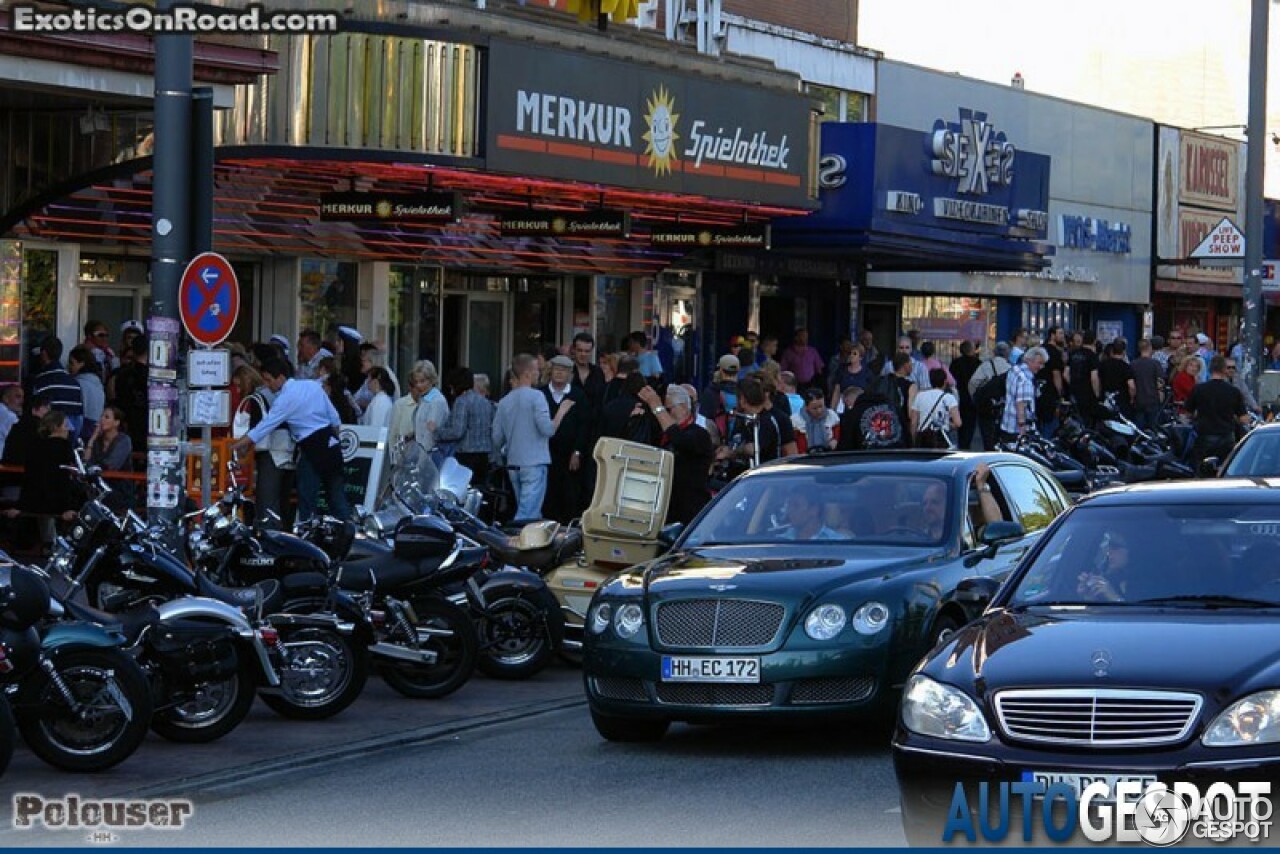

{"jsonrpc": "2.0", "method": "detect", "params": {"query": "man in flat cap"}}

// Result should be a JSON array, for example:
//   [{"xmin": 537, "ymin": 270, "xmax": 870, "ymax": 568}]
[{"xmin": 540, "ymin": 353, "xmax": 589, "ymax": 522}]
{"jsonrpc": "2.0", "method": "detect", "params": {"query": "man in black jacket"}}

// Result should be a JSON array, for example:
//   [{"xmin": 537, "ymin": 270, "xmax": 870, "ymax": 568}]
[
  {"xmin": 637, "ymin": 384, "xmax": 712, "ymax": 525},
  {"xmin": 540, "ymin": 355, "xmax": 590, "ymax": 522}
]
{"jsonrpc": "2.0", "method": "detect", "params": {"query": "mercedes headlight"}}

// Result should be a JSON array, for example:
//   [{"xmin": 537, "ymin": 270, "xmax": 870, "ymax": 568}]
[
  {"xmin": 613, "ymin": 603, "xmax": 644, "ymax": 639},
  {"xmin": 589, "ymin": 602, "xmax": 612, "ymax": 635},
  {"xmin": 901, "ymin": 675, "xmax": 991, "ymax": 742},
  {"xmin": 1203, "ymin": 690, "xmax": 1280, "ymax": 746},
  {"xmin": 852, "ymin": 601, "xmax": 891, "ymax": 635},
  {"xmin": 804, "ymin": 604, "xmax": 847, "ymax": 640}
]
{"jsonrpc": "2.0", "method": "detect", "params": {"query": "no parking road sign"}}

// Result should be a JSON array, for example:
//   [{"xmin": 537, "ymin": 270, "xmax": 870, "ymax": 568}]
[{"xmin": 179, "ymin": 252, "xmax": 240, "ymax": 347}]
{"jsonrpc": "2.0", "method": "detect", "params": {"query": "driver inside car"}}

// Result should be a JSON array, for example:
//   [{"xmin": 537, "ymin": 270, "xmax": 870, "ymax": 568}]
[
  {"xmin": 777, "ymin": 488, "xmax": 842, "ymax": 541},
  {"xmin": 1076, "ymin": 533, "xmax": 1131, "ymax": 602}
]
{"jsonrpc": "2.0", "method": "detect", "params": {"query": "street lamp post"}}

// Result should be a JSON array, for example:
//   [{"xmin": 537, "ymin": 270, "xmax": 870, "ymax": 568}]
[{"xmin": 1243, "ymin": 0, "xmax": 1270, "ymax": 400}]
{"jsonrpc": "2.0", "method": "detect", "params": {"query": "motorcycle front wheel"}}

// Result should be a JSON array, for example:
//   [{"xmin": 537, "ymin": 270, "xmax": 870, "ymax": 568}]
[
  {"xmin": 151, "ymin": 666, "xmax": 256, "ymax": 744},
  {"xmin": 379, "ymin": 598, "xmax": 477, "ymax": 699},
  {"xmin": 16, "ymin": 647, "xmax": 153, "ymax": 772},
  {"xmin": 259, "ymin": 626, "xmax": 368, "ymax": 720},
  {"xmin": 475, "ymin": 595, "xmax": 554, "ymax": 681}
]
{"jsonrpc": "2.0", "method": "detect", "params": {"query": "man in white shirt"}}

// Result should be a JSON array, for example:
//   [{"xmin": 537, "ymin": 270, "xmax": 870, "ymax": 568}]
[
  {"xmin": 0, "ymin": 385, "xmax": 21, "ymax": 456},
  {"xmin": 231, "ymin": 358, "xmax": 348, "ymax": 521},
  {"xmin": 295, "ymin": 329, "xmax": 333, "ymax": 380}
]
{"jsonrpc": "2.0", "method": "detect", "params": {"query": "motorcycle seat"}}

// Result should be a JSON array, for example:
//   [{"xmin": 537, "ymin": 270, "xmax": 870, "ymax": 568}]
[
  {"xmin": 333, "ymin": 554, "xmax": 446, "ymax": 593},
  {"xmin": 194, "ymin": 574, "xmax": 283, "ymax": 615},
  {"xmin": 61, "ymin": 597, "xmax": 159, "ymax": 641},
  {"xmin": 473, "ymin": 526, "xmax": 583, "ymax": 571}
]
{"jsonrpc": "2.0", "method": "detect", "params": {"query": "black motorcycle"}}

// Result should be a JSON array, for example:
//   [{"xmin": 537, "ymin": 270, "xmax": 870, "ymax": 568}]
[
  {"xmin": 349, "ymin": 459, "xmax": 565, "ymax": 681},
  {"xmin": 1, "ymin": 560, "xmax": 153, "ymax": 771},
  {"xmin": 50, "ymin": 463, "xmax": 371, "ymax": 722},
  {"xmin": 195, "ymin": 463, "xmax": 483, "ymax": 699}
]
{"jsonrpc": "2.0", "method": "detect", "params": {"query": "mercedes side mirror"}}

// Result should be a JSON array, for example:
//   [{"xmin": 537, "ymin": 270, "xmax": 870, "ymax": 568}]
[
  {"xmin": 657, "ymin": 523, "xmax": 685, "ymax": 551},
  {"xmin": 1198, "ymin": 457, "xmax": 1221, "ymax": 478}
]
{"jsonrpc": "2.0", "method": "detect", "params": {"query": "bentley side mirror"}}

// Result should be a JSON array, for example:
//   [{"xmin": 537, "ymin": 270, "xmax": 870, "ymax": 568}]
[
  {"xmin": 980, "ymin": 521, "xmax": 1024, "ymax": 546},
  {"xmin": 955, "ymin": 576, "xmax": 1001, "ymax": 612},
  {"xmin": 657, "ymin": 523, "xmax": 685, "ymax": 550},
  {"xmin": 1198, "ymin": 457, "xmax": 1221, "ymax": 478}
]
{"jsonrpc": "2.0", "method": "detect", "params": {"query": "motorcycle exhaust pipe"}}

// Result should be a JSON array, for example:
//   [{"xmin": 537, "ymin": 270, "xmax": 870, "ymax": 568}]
[{"xmin": 369, "ymin": 642, "xmax": 439, "ymax": 666}]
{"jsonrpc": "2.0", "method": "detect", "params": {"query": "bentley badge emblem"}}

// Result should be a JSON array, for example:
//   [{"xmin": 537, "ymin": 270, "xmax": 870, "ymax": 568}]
[{"xmin": 708, "ymin": 583, "xmax": 737, "ymax": 592}]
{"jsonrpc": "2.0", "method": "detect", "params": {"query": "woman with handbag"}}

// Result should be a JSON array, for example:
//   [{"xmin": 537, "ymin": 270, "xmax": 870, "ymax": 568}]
[
  {"xmin": 231, "ymin": 364, "xmax": 295, "ymax": 529},
  {"xmin": 911, "ymin": 368, "xmax": 961, "ymax": 449}
]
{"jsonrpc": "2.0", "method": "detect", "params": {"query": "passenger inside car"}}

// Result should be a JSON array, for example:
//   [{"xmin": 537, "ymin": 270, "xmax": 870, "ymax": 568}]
[{"xmin": 776, "ymin": 488, "xmax": 842, "ymax": 541}]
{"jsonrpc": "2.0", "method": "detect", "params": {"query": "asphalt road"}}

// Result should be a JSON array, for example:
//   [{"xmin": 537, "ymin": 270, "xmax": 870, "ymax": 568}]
[{"xmin": 0, "ymin": 662, "xmax": 908, "ymax": 848}]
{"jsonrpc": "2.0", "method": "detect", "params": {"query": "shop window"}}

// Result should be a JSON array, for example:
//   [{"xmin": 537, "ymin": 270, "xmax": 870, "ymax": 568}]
[
  {"xmin": 804, "ymin": 85, "xmax": 865, "ymax": 123},
  {"xmin": 902, "ymin": 296, "xmax": 996, "ymax": 362},
  {"xmin": 299, "ymin": 259, "xmax": 357, "ymax": 339},
  {"xmin": 21, "ymin": 247, "xmax": 56, "ymax": 382},
  {"xmin": 389, "ymin": 265, "xmax": 440, "ymax": 383},
  {"xmin": 1021, "ymin": 299, "xmax": 1077, "ymax": 342}
]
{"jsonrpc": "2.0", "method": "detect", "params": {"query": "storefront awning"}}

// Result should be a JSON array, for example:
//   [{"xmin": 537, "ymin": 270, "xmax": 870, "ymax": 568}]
[{"xmin": 4, "ymin": 148, "xmax": 808, "ymax": 276}]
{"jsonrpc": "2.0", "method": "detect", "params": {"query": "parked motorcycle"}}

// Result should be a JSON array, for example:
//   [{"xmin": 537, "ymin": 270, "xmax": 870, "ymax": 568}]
[
  {"xmin": 1, "ymin": 560, "xmax": 153, "ymax": 771},
  {"xmin": 51, "ymin": 461, "xmax": 370, "ymax": 722},
  {"xmin": 360, "ymin": 460, "xmax": 565, "ymax": 681},
  {"xmin": 198, "ymin": 462, "xmax": 483, "ymax": 699}
]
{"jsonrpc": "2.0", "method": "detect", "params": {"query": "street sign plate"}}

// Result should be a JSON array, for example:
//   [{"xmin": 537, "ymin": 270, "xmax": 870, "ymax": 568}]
[
  {"xmin": 188, "ymin": 349, "xmax": 230, "ymax": 387},
  {"xmin": 188, "ymin": 390, "xmax": 231, "ymax": 427},
  {"xmin": 1189, "ymin": 217, "xmax": 1245, "ymax": 260},
  {"xmin": 1264, "ymin": 259, "xmax": 1280, "ymax": 292},
  {"xmin": 179, "ymin": 251, "xmax": 240, "ymax": 347}
]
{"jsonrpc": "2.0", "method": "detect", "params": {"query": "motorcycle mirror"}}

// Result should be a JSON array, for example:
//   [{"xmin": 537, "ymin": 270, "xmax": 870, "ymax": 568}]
[{"xmin": 1198, "ymin": 457, "xmax": 1221, "ymax": 478}]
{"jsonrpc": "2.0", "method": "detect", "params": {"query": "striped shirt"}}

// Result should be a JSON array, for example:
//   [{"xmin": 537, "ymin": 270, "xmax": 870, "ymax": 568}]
[{"xmin": 32, "ymin": 362, "xmax": 83, "ymax": 417}]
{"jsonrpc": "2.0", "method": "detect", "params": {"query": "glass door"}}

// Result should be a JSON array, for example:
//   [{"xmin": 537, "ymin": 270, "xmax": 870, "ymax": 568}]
[
  {"xmin": 467, "ymin": 294, "xmax": 508, "ymax": 390},
  {"xmin": 81, "ymin": 286, "xmax": 147, "ymax": 355}
]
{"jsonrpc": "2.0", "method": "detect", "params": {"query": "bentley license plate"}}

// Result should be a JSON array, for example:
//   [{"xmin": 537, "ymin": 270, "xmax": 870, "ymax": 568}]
[{"xmin": 661, "ymin": 656, "xmax": 760, "ymax": 683}]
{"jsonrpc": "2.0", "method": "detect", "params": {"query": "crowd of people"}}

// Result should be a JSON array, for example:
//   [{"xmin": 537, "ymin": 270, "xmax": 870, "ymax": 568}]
[{"xmin": 0, "ymin": 319, "xmax": 1262, "ymax": 550}]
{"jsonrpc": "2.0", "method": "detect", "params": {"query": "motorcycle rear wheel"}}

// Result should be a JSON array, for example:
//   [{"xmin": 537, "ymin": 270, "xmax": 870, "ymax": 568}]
[
  {"xmin": 475, "ymin": 595, "xmax": 554, "ymax": 681},
  {"xmin": 151, "ymin": 666, "xmax": 256, "ymax": 744},
  {"xmin": 259, "ymin": 626, "xmax": 368, "ymax": 720},
  {"xmin": 16, "ymin": 647, "xmax": 153, "ymax": 772},
  {"xmin": 0, "ymin": 693, "xmax": 14, "ymax": 778},
  {"xmin": 380, "ymin": 598, "xmax": 477, "ymax": 699}
]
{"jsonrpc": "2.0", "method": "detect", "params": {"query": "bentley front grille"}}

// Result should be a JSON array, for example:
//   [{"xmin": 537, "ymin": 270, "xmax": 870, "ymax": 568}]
[
  {"xmin": 655, "ymin": 683, "xmax": 775, "ymax": 706},
  {"xmin": 654, "ymin": 599, "xmax": 785, "ymax": 648},
  {"xmin": 995, "ymin": 689, "xmax": 1202, "ymax": 747}
]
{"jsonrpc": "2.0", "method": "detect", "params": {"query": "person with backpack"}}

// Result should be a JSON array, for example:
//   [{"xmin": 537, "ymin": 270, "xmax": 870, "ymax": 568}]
[
  {"xmin": 837, "ymin": 355, "xmax": 912, "ymax": 450},
  {"xmin": 699, "ymin": 354, "xmax": 741, "ymax": 439},
  {"xmin": 911, "ymin": 368, "xmax": 961, "ymax": 449},
  {"xmin": 969, "ymin": 342, "xmax": 1012, "ymax": 451}
]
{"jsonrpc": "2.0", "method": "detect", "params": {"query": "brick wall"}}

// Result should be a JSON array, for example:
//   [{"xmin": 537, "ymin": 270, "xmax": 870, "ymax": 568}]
[{"xmin": 722, "ymin": 0, "xmax": 857, "ymax": 42}]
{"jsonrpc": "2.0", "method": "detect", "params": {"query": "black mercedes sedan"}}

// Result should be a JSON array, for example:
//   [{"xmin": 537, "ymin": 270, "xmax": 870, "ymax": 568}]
[
  {"xmin": 894, "ymin": 480, "xmax": 1280, "ymax": 845},
  {"xmin": 583, "ymin": 451, "xmax": 1072, "ymax": 742}
]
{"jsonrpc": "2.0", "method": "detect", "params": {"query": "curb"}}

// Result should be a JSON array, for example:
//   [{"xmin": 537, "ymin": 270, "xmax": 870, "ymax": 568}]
[{"xmin": 122, "ymin": 694, "xmax": 586, "ymax": 799}]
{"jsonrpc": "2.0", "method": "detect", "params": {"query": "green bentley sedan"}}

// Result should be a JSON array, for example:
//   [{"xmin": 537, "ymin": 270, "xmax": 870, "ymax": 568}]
[{"xmin": 583, "ymin": 450, "xmax": 1071, "ymax": 741}]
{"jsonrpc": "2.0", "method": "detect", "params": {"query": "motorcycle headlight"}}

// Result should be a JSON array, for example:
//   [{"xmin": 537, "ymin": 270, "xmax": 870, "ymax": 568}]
[
  {"xmin": 804, "ymin": 604, "xmax": 847, "ymax": 640},
  {"xmin": 852, "ymin": 601, "xmax": 891, "ymax": 635},
  {"xmin": 613, "ymin": 603, "xmax": 644, "ymax": 639},
  {"xmin": 901, "ymin": 675, "xmax": 991, "ymax": 742},
  {"xmin": 589, "ymin": 602, "xmax": 612, "ymax": 635},
  {"xmin": 1203, "ymin": 690, "xmax": 1280, "ymax": 746}
]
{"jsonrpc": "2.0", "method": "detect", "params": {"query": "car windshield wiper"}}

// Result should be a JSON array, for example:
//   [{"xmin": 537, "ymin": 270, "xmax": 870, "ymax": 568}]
[
  {"xmin": 1133, "ymin": 595, "xmax": 1280, "ymax": 609},
  {"xmin": 1010, "ymin": 600, "xmax": 1130, "ymax": 609}
]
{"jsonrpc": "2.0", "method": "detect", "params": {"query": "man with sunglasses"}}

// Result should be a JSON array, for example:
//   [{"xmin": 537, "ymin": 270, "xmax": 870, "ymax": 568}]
[
  {"xmin": 1184, "ymin": 355, "xmax": 1249, "ymax": 469},
  {"xmin": 80, "ymin": 320, "xmax": 116, "ymax": 381}
]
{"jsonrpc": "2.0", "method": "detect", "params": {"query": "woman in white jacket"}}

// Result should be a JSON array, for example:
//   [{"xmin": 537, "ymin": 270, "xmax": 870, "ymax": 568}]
[{"xmin": 360, "ymin": 366, "xmax": 395, "ymax": 431}]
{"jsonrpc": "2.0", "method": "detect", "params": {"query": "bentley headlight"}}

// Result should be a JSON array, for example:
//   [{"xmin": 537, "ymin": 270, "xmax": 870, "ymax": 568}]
[
  {"xmin": 901, "ymin": 675, "xmax": 991, "ymax": 742},
  {"xmin": 852, "ymin": 601, "xmax": 891, "ymax": 635},
  {"xmin": 613, "ymin": 603, "xmax": 644, "ymax": 639},
  {"xmin": 804, "ymin": 604, "xmax": 847, "ymax": 640},
  {"xmin": 589, "ymin": 602, "xmax": 612, "ymax": 635},
  {"xmin": 1203, "ymin": 690, "xmax": 1280, "ymax": 746}
]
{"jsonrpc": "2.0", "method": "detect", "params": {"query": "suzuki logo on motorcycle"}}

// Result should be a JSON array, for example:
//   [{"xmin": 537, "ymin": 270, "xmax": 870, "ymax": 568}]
[
  {"xmin": 930, "ymin": 109, "xmax": 1015, "ymax": 195},
  {"xmin": 241, "ymin": 556, "xmax": 275, "ymax": 567}
]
